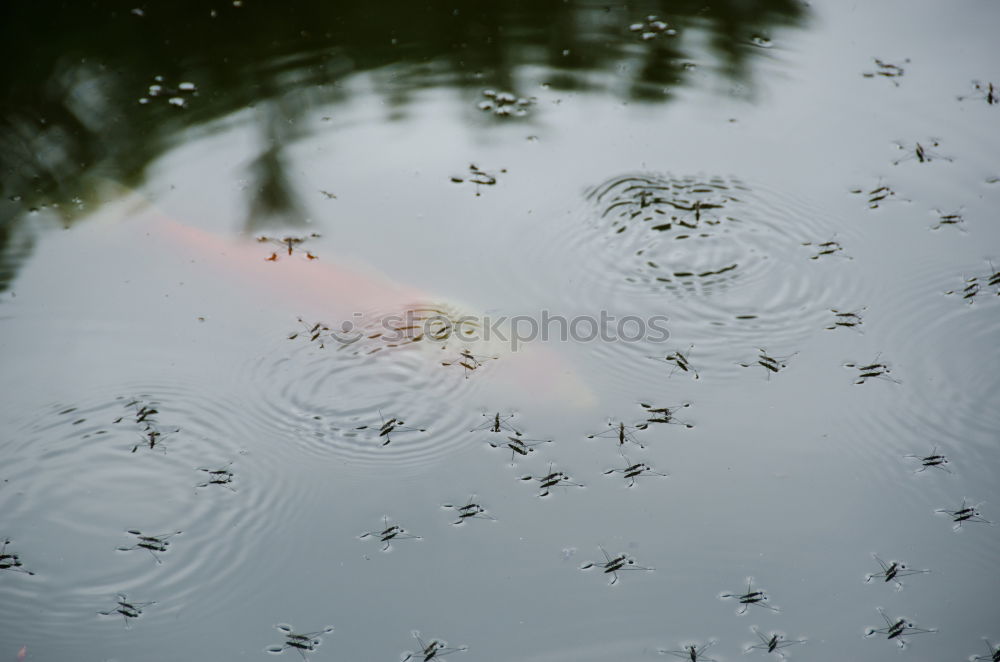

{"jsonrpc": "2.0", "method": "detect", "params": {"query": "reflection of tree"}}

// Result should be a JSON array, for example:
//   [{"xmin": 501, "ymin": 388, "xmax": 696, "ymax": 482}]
[{"xmin": 0, "ymin": 0, "xmax": 806, "ymax": 290}]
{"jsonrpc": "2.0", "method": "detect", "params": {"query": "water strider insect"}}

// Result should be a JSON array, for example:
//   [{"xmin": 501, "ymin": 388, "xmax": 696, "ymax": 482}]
[
  {"xmin": 629, "ymin": 15, "xmax": 676, "ymax": 41},
  {"xmin": 802, "ymin": 238, "xmax": 849, "ymax": 260},
  {"xmin": 865, "ymin": 607, "xmax": 935, "ymax": 648},
  {"xmin": 850, "ymin": 181, "xmax": 900, "ymax": 209},
  {"xmin": 604, "ymin": 454, "xmax": 667, "ymax": 487},
  {"xmin": 892, "ymin": 139, "xmax": 952, "ymax": 165},
  {"xmin": 740, "ymin": 348, "xmax": 796, "ymax": 379},
  {"xmin": 488, "ymin": 435, "xmax": 552, "ymax": 465},
  {"xmin": 906, "ymin": 446, "xmax": 951, "ymax": 473},
  {"xmin": 117, "ymin": 529, "xmax": 182, "ymax": 564},
  {"xmin": 442, "ymin": 497, "xmax": 496, "ymax": 525},
  {"xmin": 520, "ymin": 463, "xmax": 584, "ymax": 497},
  {"xmin": 862, "ymin": 57, "xmax": 907, "ymax": 84},
  {"xmin": 477, "ymin": 89, "xmax": 534, "ymax": 117},
  {"xmin": 401, "ymin": 630, "xmax": 467, "ymax": 661},
  {"xmin": 745, "ymin": 627, "xmax": 806, "ymax": 656},
  {"xmin": 937, "ymin": 499, "xmax": 990, "ymax": 529},
  {"xmin": 655, "ymin": 345, "xmax": 699, "ymax": 379},
  {"xmin": 441, "ymin": 348, "xmax": 496, "ymax": 377},
  {"xmin": 99, "ymin": 593, "xmax": 155, "ymax": 628},
  {"xmin": 587, "ymin": 420, "xmax": 650, "ymax": 449},
  {"xmin": 932, "ymin": 208, "xmax": 966, "ymax": 231},
  {"xmin": 288, "ymin": 318, "xmax": 333, "ymax": 347},
  {"xmin": 370, "ymin": 411, "xmax": 426, "ymax": 446},
  {"xmin": 958, "ymin": 80, "xmax": 999, "ymax": 105},
  {"xmin": 658, "ymin": 640, "xmax": 717, "ymax": 661},
  {"xmin": 450, "ymin": 163, "xmax": 506, "ymax": 195},
  {"xmin": 470, "ymin": 411, "xmax": 522, "ymax": 436},
  {"xmin": 721, "ymin": 577, "xmax": 779, "ymax": 615},
  {"xmin": 257, "ymin": 233, "xmax": 321, "ymax": 261},
  {"xmin": 865, "ymin": 554, "xmax": 928, "ymax": 590},
  {"xmin": 0, "ymin": 539, "xmax": 34, "ymax": 575},
  {"xmin": 826, "ymin": 307, "xmax": 865, "ymax": 330},
  {"xmin": 845, "ymin": 354, "xmax": 900, "ymax": 384},
  {"xmin": 114, "ymin": 399, "xmax": 159, "ymax": 426},
  {"xmin": 972, "ymin": 638, "xmax": 1000, "ymax": 661},
  {"xmin": 196, "ymin": 462, "xmax": 236, "ymax": 490},
  {"xmin": 266, "ymin": 624, "xmax": 334, "ymax": 659},
  {"xmin": 640, "ymin": 402, "xmax": 694, "ymax": 428},
  {"xmin": 359, "ymin": 516, "xmax": 421, "ymax": 551},
  {"xmin": 580, "ymin": 546, "xmax": 654, "ymax": 586},
  {"xmin": 130, "ymin": 426, "xmax": 176, "ymax": 453}
]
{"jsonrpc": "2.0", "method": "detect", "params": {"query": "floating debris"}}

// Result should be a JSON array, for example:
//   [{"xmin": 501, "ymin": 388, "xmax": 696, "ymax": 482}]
[
  {"xmin": 267, "ymin": 624, "xmax": 334, "ymax": 659},
  {"xmin": 865, "ymin": 608, "xmax": 935, "ymax": 648},
  {"xmin": 258, "ymin": 233, "xmax": 321, "ymax": 261},
  {"xmin": 845, "ymin": 355, "xmax": 900, "ymax": 385},
  {"xmin": 520, "ymin": 463, "xmax": 584, "ymax": 497},
  {"xmin": 892, "ymin": 139, "xmax": 952, "ymax": 165},
  {"xmin": 721, "ymin": 577, "xmax": 779, "ymax": 615},
  {"xmin": 359, "ymin": 516, "xmax": 421, "ymax": 552},
  {"xmin": 450, "ymin": 163, "xmax": 505, "ymax": 196},
  {"xmin": 0, "ymin": 539, "xmax": 34, "ymax": 576},
  {"xmin": 138, "ymin": 75, "xmax": 198, "ymax": 107},
  {"xmin": 826, "ymin": 307, "xmax": 865, "ymax": 330},
  {"xmin": 477, "ymin": 89, "xmax": 533, "ymax": 117},
  {"xmin": 603, "ymin": 455, "xmax": 667, "ymax": 487},
  {"xmin": 862, "ymin": 57, "xmax": 908, "ymax": 84},
  {"xmin": 937, "ymin": 499, "xmax": 990, "ymax": 530},
  {"xmin": 865, "ymin": 553, "xmax": 929, "ymax": 590},
  {"xmin": 958, "ymin": 80, "xmax": 998, "ymax": 105},
  {"xmin": 442, "ymin": 497, "xmax": 496, "ymax": 526},
  {"xmin": 116, "ymin": 529, "xmax": 181, "ymax": 564},
  {"xmin": 745, "ymin": 627, "xmax": 806, "ymax": 656},
  {"xmin": 905, "ymin": 446, "xmax": 950, "ymax": 474},
  {"xmin": 580, "ymin": 546, "xmax": 654, "ymax": 585},
  {"xmin": 99, "ymin": 593, "xmax": 154, "ymax": 628},
  {"xmin": 629, "ymin": 15, "xmax": 676, "ymax": 40},
  {"xmin": 401, "ymin": 631, "xmax": 467, "ymax": 662},
  {"xmin": 659, "ymin": 640, "xmax": 717, "ymax": 661}
]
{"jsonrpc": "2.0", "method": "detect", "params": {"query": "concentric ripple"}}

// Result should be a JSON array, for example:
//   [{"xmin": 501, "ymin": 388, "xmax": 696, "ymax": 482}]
[
  {"xmin": 835, "ymin": 257, "xmax": 1000, "ymax": 501},
  {"xmin": 243, "ymin": 302, "xmax": 496, "ymax": 470},
  {"xmin": 543, "ymin": 173, "xmax": 865, "ymax": 382},
  {"xmin": 0, "ymin": 380, "xmax": 308, "ymax": 631}
]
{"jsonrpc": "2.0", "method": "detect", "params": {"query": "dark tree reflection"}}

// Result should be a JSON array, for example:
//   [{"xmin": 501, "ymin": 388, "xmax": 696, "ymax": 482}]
[{"xmin": 0, "ymin": 0, "xmax": 807, "ymax": 291}]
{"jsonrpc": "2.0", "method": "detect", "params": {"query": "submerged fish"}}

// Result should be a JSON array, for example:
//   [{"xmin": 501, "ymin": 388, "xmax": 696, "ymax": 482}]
[{"xmin": 93, "ymin": 186, "xmax": 596, "ymax": 410}]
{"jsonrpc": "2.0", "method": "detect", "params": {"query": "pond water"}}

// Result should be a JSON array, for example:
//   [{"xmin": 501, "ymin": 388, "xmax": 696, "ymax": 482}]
[{"xmin": 1, "ymin": 1, "xmax": 999, "ymax": 660}]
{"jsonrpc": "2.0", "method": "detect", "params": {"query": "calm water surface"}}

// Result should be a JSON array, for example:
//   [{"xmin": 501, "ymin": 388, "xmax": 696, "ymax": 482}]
[{"xmin": 2, "ymin": 1, "xmax": 999, "ymax": 660}]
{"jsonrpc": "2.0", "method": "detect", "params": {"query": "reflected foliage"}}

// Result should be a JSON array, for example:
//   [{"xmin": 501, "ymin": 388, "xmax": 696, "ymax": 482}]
[{"xmin": 0, "ymin": 0, "xmax": 807, "ymax": 291}]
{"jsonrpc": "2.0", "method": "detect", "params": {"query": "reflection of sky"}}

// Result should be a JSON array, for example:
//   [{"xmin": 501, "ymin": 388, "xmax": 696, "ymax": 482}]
[{"xmin": 2, "ymin": 1, "xmax": 1000, "ymax": 661}]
